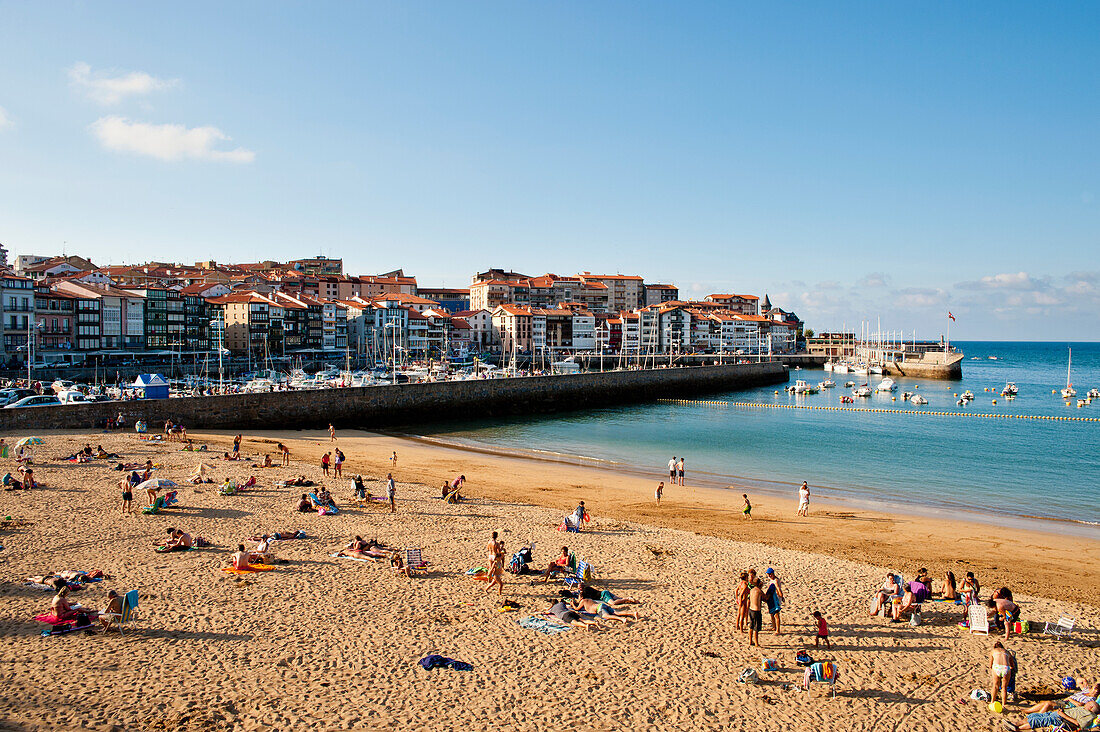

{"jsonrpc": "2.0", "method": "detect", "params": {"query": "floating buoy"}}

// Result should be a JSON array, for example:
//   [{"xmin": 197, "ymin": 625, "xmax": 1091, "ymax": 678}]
[{"xmin": 992, "ymin": 399, "xmax": 997, "ymax": 405}]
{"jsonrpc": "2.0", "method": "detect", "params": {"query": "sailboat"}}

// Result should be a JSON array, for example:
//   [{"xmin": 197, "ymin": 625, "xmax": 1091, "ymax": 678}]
[{"xmin": 1061, "ymin": 348, "xmax": 1077, "ymax": 399}]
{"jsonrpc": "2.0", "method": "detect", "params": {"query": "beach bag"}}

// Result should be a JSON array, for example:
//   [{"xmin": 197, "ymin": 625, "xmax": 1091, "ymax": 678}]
[
  {"xmin": 909, "ymin": 611, "xmax": 922, "ymax": 627},
  {"xmin": 1019, "ymin": 620, "xmax": 1030, "ymax": 634},
  {"xmin": 737, "ymin": 668, "xmax": 759, "ymax": 684},
  {"xmin": 795, "ymin": 651, "xmax": 814, "ymax": 667},
  {"xmin": 761, "ymin": 658, "xmax": 778, "ymax": 672},
  {"xmin": 970, "ymin": 689, "xmax": 991, "ymax": 702}
]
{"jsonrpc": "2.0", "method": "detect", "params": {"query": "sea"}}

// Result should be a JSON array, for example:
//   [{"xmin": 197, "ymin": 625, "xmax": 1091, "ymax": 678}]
[{"xmin": 409, "ymin": 341, "xmax": 1100, "ymax": 534}]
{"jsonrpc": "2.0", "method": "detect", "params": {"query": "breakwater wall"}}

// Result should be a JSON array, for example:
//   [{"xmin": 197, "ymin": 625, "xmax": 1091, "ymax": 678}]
[{"xmin": 0, "ymin": 362, "xmax": 788, "ymax": 432}]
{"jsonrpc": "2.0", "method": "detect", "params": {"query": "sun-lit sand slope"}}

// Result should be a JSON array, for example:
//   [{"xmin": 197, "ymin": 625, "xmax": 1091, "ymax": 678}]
[{"xmin": 0, "ymin": 430, "xmax": 1096, "ymax": 731}]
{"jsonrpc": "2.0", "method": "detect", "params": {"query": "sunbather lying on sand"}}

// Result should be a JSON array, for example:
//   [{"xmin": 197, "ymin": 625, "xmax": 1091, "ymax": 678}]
[
  {"xmin": 576, "ymin": 582, "xmax": 641, "ymax": 607},
  {"xmin": 1003, "ymin": 699, "xmax": 1098, "ymax": 730},
  {"xmin": 336, "ymin": 536, "xmax": 397, "ymax": 560},
  {"xmin": 570, "ymin": 596, "xmax": 638, "ymax": 622},
  {"xmin": 546, "ymin": 600, "xmax": 598, "ymax": 630}
]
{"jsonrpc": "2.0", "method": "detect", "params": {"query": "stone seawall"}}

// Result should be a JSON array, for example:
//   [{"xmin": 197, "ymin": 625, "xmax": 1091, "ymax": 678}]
[{"xmin": 0, "ymin": 362, "xmax": 788, "ymax": 432}]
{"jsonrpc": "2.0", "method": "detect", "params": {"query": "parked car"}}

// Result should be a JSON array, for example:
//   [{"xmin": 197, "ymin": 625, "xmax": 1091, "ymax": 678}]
[
  {"xmin": 0, "ymin": 388, "xmax": 37, "ymax": 407},
  {"xmin": 57, "ymin": 390, "xmax": 90, "ymax": 404},
  {"xmin": 3, "ymin": 394, "xmax": 61, "ymax": 408},
  {"xmin": 50, "ymin": 379, "xmax": 76, "ymax": 394}
]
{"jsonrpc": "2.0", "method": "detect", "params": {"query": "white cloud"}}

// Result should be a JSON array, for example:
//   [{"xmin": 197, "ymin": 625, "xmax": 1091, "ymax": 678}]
[
  {"xmin": 957, "ymin": 271, "xmax": 1046, "ymax": 291},
  {"xmin": 90, "ymin": 116, "xmax": 255, "ymax": 163},
  {"xmin": 69, "ymin": 62, "xmax": 176, "ymax": 105},
  {"xmin": 0, "ymin": 105, "xmax": 11, "ymax": 130}
]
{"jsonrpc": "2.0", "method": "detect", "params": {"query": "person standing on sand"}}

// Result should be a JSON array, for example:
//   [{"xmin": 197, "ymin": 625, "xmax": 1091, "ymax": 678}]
[
  {"xmin": 391, "ymin": 451, "xmax": 398, "ymax": 467},
  {"xmin": 677, "ymin": 457, "xmax": 685, "ymax": 486},
  {"xmin": 747, "ymin": 579, "xmax": 764, "ymax": 647},
  {"xmin": 742, "ymin": 494, "xmax": 752, "ymax": 519},
  {"xmin": 278, "ymin": 442, "xmax": 291, "ymax": 466},
  {"xmin": 485, "ymin": 540, "xmax": 505, "ymax": 595},
  {"xmin": 119, "ymin": 475, "xmax": 133, "ymax": 515},
  {"xmin": 797, "ymin": 481, "xmax": 810, "ymax": 517},
  {"xmin": 333, "ymin": 448, "xmax": 344, "ymax": 478},
  {"xmin": 668, "ymin": 456, "xmax": 677, "ymax": 483},
  {"xmin": 329, "ymin": 423, "xmax": 336, "ymax": 442},
  {"xmin": 386, "ymin": 473, "xmax": 396, "ymax": 513},
  {"xmin": 989, "ymin": 641, "xmax": 1011, "ymax": 711},
  {"xmin": 321, "ymin": 452, "xmax": 331, "ymax": 477},
  {"xmin": 655, "ymin": 481, "xmax": 663, "ymax": 506},
  {"xmin": 764, "ymin": 568, "xmax": 784, "ymax": 635},
  {"xmin": 735, "ymin": 572, "xmax": 749, "ymax": 632},
  {"xmin": 233, "ymin": 434, "xmax": 242, "ymax": 455}
]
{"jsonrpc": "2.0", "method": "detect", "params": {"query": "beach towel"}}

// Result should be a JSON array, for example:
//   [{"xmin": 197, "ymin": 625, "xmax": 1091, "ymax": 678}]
[
  {"xmin": 804, "ymin": 662, "xmax": 839, "ymax": 688},
  {"xmin": 418, "ymin": 655, "xmax": 473, "ymax": 671},
  {"xmin": 221, "ymin": 564, "xmax": 275, "ymax": 575},
  {"xmin": 517, "ymin": 615, "xmax": 571, "ymax": 635}
]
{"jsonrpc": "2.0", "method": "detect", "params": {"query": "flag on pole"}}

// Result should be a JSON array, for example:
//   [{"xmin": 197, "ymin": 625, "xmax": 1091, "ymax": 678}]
[{"xmin": 948, "ymin": 312, "xmax": 956, "ymax": 321}]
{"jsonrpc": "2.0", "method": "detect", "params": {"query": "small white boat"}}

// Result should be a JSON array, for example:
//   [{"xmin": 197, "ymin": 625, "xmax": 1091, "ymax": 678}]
[
  {"xmin": 853, "ymin": 365, "xmax": 869, "ymax": 375},
  {"xmin": 243, "ymin": 378, "xmax": 277, "ymax": 393},
  {"xmin": 868, "ymin": 365, "xmax": 884, "ymax": 375},
  {"xmin": 819, "ymin": 379, "xmax": 836, "ymax": 389},
  {"xmin": 1001, "ymin": 382, "xmax": 1018, "ymax": 396},
  {"xmin": 1077, "ymin": 399, "xmax": 1087, "ymax": 408},
  {"xmin": 1062, "ymin": 348, "xmax": 1076, "ymax": 398},
  {"xmin": 960, "ymin": 390, "xmax": 975, "ymax": 401},
  {"xmin": 1088, "ymin": 388, "xmax": 1100, "ymax": 399},
  {"xmin": 876, "ymin": 378, "xmax": 897, "ymax": 393},
  {"xmin": 901, "ymin": 391, "xmax": 913, "ymax": 401},
  {"xmin": 551, "ymin": 357, "xmax": 582, "ymax": 374},
  {"xmin": 910, "ymin": 394, "xmax": 928, "ymax": 405},
  {"xmin": 793, "ymin": 379, "xmax": 819, "ymax": 394},
  {"xmin": 844, "ymin": 380, "xmax": 855, "ymax": 388},
  {"xmin": 833, "ymin": 363, "xmax": 850, "ymax": 374},
  {"xmin": 823, "ymin": 361, "xmax": 834, "ymax": 372},
  {"xmin": 853, "ymin": 385, "xmax": 872, "ymax": 397}
]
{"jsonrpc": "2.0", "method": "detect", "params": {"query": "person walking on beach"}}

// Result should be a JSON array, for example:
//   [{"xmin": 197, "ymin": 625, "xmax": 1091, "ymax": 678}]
[
  {"xmin": 321, "ymin": 452, "xmax": 331, "ymax": 477},
  {"xmin": 677, "ymin": 457, "xmax": 685, "ymax": 486},
  {"xmin": 278, "ymin": 442, "xmax": 291, "ymax": 466},
  {"xmin": 386, "ymin": 473, "xmax": 396, "ymax": 513},
  {"xmin": 329, "ymin": 423, "xmax": 336, "ymax": 442},
  {"xmin": 764, "ymin": 568, "xmax": 784, "ymax": 635},
  {"xmin": 333, "ymin": 448, "xmax": 345, "ymax": 478},
  {"xmin": 485, "ymin": 539, "xmax": 505, "ymax": 596},
  {"xmin": 668, "ymin": 456, "xmax": 677, "ymax": 483},
  {"xmin": 747, "ymin": 579, "xmax": 764, "ymax": 647},
  {"xmin": 797, "ymin": 481, "xmax": 810, "ymax": 517},
  {"xmin": 232, "ymin": 434, "xmax": 242, "ymax": 456},
  {"xmin": 655, "ymin": 481, "xmax": 664, "ymax": 506},
  {"xmin": 742, "ymin": 494, "xmax": 752, "ymax": 519},
  {"xmin": 812, "ymin": 611, "xmax": 831, "ymax": 649}
]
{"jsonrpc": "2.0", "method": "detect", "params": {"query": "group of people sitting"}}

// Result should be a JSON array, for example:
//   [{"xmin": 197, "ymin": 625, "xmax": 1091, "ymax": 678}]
[
  {"xmin": 155, "ymin": 527, "xmax": 207, "ymax": 552},
  {"xmin": 41, "ymin": 585, "xmax": 126, "ymax": 632},
  {"xmin": 296, "ymin": 489, "xmax": 336, "ymax": 513},
  {"xmin": 440, "ymin": 475, "xmax": 465, "ymax": 503},
  {"xmin": 3, "ymin": 465, "xmax": 39, "ymax": 490},
  {"xmin": 868, "ymin": 568, "xmax": 1022, "ymax": 638}
]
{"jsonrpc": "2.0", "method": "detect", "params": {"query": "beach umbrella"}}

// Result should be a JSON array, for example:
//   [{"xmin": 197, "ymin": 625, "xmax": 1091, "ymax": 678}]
[
  {"xmin": 135, "ymin": 478, "xmax": 177, "ymax": 492},
  {"xmin": 14, "ymin": 437, "xmax": 43, "ymax": 449}
]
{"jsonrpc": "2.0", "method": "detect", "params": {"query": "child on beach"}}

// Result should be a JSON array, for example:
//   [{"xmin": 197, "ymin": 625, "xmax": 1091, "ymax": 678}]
[
  {"xmin": 812, "ymin": 611, "xmax": 831, "ymax": 648},
  {"xmin": 391, "ymin": 451, "xmax": 397, "ymax": 467},
  {"xmin": 329, "ymin": 423, "xmax": 336, "ymax": 442},
  {"xmin": 742, "ymin": 494, "xmax": 752, "ymax": 519},
  {"xmin": 655, "ymin": 481, "xmax": 663, "ymax": 506}
]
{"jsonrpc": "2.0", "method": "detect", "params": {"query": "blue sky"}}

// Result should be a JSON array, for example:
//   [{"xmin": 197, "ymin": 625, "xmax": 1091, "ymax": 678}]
[{"xmin": 1, "ymin": 2, "xmax": 1097, "ymax": 339}]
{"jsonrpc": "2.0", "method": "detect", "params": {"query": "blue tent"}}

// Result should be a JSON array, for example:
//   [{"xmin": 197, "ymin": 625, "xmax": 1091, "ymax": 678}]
[{"xmin": 132, "ymin": 373, "xmax": 170, "ymax": 400}]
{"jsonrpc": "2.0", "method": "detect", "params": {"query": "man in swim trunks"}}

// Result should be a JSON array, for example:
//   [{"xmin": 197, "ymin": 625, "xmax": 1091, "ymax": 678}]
[
  {"xmin": 571, "ymin": 596, "xmax": 637, "ymax": 622},
  {"xmin": 1003, "ymin": 699, "xmax": 1098, "ymax": 731},
  {"xmin": 764, "ymin": 568, "xmax": 784, "ymax": 635},
  {"xmin": 747, "ymin": 578, "xmax": 764, "ymax": 647}
]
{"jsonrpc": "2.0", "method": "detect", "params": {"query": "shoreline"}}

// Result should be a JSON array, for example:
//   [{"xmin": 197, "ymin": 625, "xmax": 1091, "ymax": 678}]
[
  {"xmin": 392, "ymin": 430, "xmax": 1100, "ymax": 539},
  {"xmin": 199, "ymin": 427, "xmax": 1100, "ymax": 607}
]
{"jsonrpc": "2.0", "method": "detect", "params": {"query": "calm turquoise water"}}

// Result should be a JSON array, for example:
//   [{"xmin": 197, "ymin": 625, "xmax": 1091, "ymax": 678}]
[{"xmin": 413, "ymin": 342, "xmax": 1100, "ymax": 530}]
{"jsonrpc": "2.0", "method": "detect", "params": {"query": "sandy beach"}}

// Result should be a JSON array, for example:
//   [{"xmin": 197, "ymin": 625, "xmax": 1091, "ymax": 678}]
[{"xmin": 0, "ymin": 427, "xmax": 1097, "ymax": 731}]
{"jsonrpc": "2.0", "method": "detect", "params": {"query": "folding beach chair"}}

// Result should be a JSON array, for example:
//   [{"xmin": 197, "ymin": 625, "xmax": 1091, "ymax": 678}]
[
  {"xmin": 803, "ymin": 661, "xmax": 839, "ymax": 698},
  {"xmin": 968, "ymin": 604, "xmax": 989, "ymax": 635},
  {"xmin": 1043, "ymin": 616, "xmax": 1075, "ymax": 639},
  {"xmin": 404, "ymin": 548, "xmax": 429, "ymax": 576},
  {"xmin": 563, "ymin": 559, "xmax": 594, "ymax": 589},
  {"xmin": 101, "ymin": 590, "xmax": 139, "ymax": 635}
]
